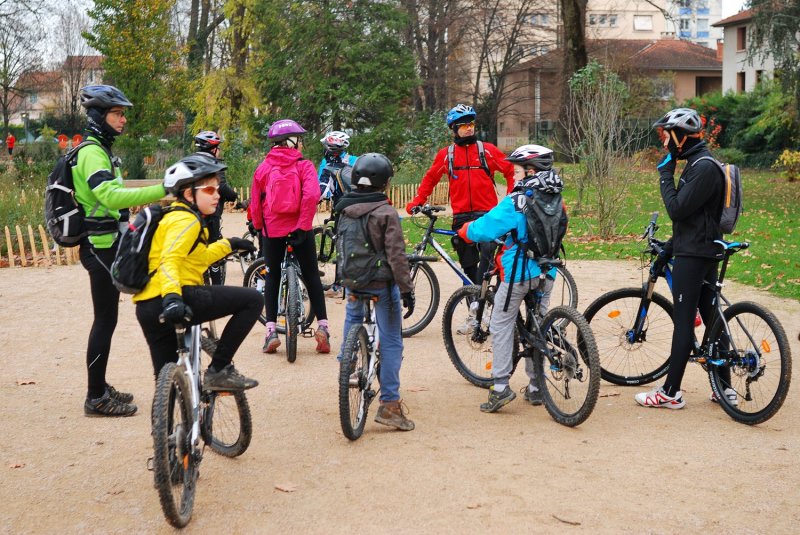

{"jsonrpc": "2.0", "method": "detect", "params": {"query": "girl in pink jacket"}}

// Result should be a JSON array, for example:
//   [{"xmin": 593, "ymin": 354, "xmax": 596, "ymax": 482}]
[{"xmin": 249, "ymin": 119, "xmax": 330, "ymax": 354}]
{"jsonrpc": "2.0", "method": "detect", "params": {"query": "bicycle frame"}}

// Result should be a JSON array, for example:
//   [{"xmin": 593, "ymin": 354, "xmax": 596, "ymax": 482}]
[
  {"xmin": 360, "ymin": 297, "xmax": 381, "ymax": 390},
  {"xmin": 173, "ymin": 324, "xmax": 204, "ymax": 463},
  {"xmin": 409, "ymin": 206, "xmax": 472, "ymax": 285},
  {"xmin": 277, "ymin": 246, "xmax": 309, "ymax": 326}
]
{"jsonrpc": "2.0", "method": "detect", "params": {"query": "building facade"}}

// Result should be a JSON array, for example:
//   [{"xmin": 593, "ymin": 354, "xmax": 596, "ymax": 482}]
[{"xmin": 712, "ymin": 9, "xmax": 774, "ymax": 93}]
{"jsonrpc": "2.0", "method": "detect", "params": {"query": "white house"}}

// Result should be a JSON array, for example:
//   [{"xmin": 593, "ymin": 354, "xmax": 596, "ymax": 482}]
[{"xmin": 712, "ymin": 8, "xmax": 775, "ymax": 92}]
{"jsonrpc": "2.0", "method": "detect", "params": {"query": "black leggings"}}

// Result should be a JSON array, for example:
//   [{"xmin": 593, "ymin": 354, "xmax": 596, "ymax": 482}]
[
  {"xmin": 662, "ymin": 256, "xmax": 729, "ymax": 396},
  {"xmin": 79, "ymin": 243, "xmax": 120, "ymax": 399},
  {"xmin": 452, "ymin": 212, "xmax": 494, "ymax": 283},
  {"xmin": 262, "ymin": 234, "xmax": 327, "ymax": 324},
  {"xmin": 135, "ymin": 285, "xmax": 262, "ymax": 377}
]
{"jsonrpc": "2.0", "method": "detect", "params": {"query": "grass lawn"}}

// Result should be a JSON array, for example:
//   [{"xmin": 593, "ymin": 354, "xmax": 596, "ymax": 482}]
[{"xmin": 401, "ymin": 165, "xmax": 800, "ymax": 301}]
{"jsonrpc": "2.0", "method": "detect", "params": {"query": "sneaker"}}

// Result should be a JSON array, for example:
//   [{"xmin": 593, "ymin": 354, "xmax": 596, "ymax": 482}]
[
  {"xmin": 480, "ymin": 386, "xmax": 516, "ymax": 413},
  {"xmin": 456, "ymin": 316, "xmax": 479, "ymax": 336},
  {"xmin": 200, "ymin": 334, "xmax": 218, "ymax": 357},
  {"xmin": 106, "ymin": 384, "xmax": 134, "ymax": 404},
  {"xmin": 710, "ymin": 388, "xmax": 739, "ymax": 407},
  {"xmin": 315, "ymin": 326, "xmax": 331, "ymax": 354},
  {"xmin": 522, "ymin": 385, "xmax": 543, "ymax": 406},
  {"xmin": 203, "ymin": 364, "xmax": 259, "ymax": 391},
  {"xmin": 262, "ymin": 331, "xmax": 280, "ymax": 354},
  {"xmin": 634, "ymin": 387, "xmax": 685, "ymax": 409},
  {"xmin": 374, "ymin": 400, "xmax": 415, "ymax": 431},
  {"xmin": 85, "ymin": 389, "xmax": 138, "ymax": 417}
]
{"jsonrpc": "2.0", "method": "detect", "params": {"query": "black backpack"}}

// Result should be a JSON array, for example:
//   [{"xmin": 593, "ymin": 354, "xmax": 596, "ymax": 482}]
[
  {"xmin": 513, "ymin": 188, "xmax": 568, "ymax": 259},
  {"xmin": 692, "ymin": 156, "xmax": 743, "ymax": 234},
  {"xmin": 44, "ymin": 140, "xmax": 118, "ymax": 247},
  {"xmin": 335, "ymin": 207, "xmax": 394, "ymax": 289},
  {"xmin": 111, "ymin": 204, "xmax": 202, "ymax": 294}
]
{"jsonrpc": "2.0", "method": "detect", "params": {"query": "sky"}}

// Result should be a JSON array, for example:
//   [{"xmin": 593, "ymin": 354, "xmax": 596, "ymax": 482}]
[{"xmin": 721, "ymin": 0, "xmax": 749, "ymax": 18}]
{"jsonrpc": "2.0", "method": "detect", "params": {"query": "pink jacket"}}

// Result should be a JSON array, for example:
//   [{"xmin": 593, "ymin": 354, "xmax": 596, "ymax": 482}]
[{"xmin": 249, "ymin": 146, "xmax": 320, "ymax": 238}]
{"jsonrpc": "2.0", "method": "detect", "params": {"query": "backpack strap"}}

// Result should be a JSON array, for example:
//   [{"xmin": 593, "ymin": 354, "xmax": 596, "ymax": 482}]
[
  {"xmin": 447, "ymin": 141, "xmax": 495, "ymax": 184},
  {"xmin": 167, "ymin": 204, "xmax": 206, "ymax": 254}
]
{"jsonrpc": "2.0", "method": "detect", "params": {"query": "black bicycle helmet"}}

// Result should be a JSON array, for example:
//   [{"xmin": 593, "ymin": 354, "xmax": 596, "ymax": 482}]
[
  {"xmin": 352, "ymin": 153, "xmax": 393, "ymax": 188},
  {"xmin": 80, "ymin": 85, "xmax": 133, "ymax": 109},
  {"xmin": 195, "ymin": 130, "xmax": 222, "ymax": 151},
  {"xmin": 163, "ymin": 154, "xmax": 227, "ymax": 196},
  {"xmin": 653, "ymin": 107, "xmax": 703, "ymax": 133},
  {"xmin": 506, "ymin": 144, "xmax": 554, "ymax": 171}
]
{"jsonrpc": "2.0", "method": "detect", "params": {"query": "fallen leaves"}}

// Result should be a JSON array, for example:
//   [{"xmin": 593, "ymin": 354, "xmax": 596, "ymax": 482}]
[
  {"xmin": 274, "ymin": 483, "xmax": 298, "ymax": 493},
  {"xmin": 15, "ymin": 379, "xmax": 36, "ymax": 386},
  {"xmin": 8, "ymin": 462, "xmax": 25, "ymax": 469}
]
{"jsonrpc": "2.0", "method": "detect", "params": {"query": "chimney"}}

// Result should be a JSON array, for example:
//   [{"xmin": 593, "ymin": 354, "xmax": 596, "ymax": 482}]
[{"xmin": 716, "ymin": 39, "xmax": 723, "ymax": 60}]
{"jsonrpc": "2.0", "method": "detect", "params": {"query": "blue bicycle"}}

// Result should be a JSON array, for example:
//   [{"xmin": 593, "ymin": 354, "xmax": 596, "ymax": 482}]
[{"xmin": 584, "ymin": 212, "xmax": 791, "ymax": 424}]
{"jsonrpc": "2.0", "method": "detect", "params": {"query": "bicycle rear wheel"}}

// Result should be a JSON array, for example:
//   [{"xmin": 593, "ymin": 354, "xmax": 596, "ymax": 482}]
[
  {"xmin": 402, "ymin": 261, "xmax": 440, "ymax": 337},
  {"xmin": 583, "ymin": 287, "xmax": 673, "ymax": 386},
  {"xmin": 152, "ymin": 363, "xmax": 196, "ymax": 528},
  {"xmin": 553, "ymin": 265, "xmax": 578, "ymax": 309},
  {"xmin": 285, "ymin": 265, "xmax": 300, "ymax": 363},
  {"xmin": 202, "ymin": 391, "xmax": 253, "ymax": 457},
  {"xmin": 314, "ymin": 225, "xmax": 337, "ymax": 290},
  {"xmin": 533, "ymin": 306, "xmax": 600, "ymax": 427},
  {"xmin": 707, "ymin": 301, "xmax": 791, "ymax": 425},
  {"xmin": 339, "ymin": 324, "xmax": 373, "ymax": 440},
  {"xmin": 243, "ymin": 257, "xmax": 314, "ymax": 331}
]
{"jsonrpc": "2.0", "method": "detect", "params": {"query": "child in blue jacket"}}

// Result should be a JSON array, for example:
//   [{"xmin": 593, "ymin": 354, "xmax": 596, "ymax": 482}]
[{"xmin": 457, "ymin": 144, "xmax": 566, "ymax": 413}]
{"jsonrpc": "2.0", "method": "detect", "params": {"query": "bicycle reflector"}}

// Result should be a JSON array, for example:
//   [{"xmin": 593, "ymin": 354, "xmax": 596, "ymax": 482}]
[
  {"xmin": 485, "ymin": 361, "xmax": 492, "ymax": 370},
  {"xmin": 762, "ymin": 340, "xmax": 771, "ymax": 353},
  {"xmin": 608, "ymin": 310, "xmax": 621, "ymax": 318}
]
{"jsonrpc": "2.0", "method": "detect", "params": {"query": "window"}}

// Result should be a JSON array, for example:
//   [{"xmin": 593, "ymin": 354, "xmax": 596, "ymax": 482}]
[
  {"xmin": 756, "ymin": 70, "xmax": 764, "ymax": 85},
  {"xmin": 589, "ymin": 13, "xmax": 618, "ymax": 27},
  {"xmin": 528, "ymin": 13, "xmax": 549, "ymax": 26},
  {"xmin": 499, "ymin": 122, "xmax": 505, "ymax": 134},
  {"xmin": 609, "ymin": 14, "xmax": 618, "ymax": 27},
  {"xmin": 29, "ymin": 93, "xmax": 38, "ymax": 104},
  {"xmin": 736, "ymin": 72, "xmax": 745, "ymax": 92},
  {"xmin": 697, "ymin": 19, "xmax": 708, "ymax": 31},
  {"xmin": 736, "ymin": 27, "xmax": 746, "ymax": 50},
  {"xmin": 679, "ymin": 0, "xmax": 691, "ymax": 7},
  {"xmin": 633, "ymin": 15, "xmax": 653, "ymax": 31},
  {"xmin": 680, "ymin": 18, "xmax": 690, "ymax": 31}
]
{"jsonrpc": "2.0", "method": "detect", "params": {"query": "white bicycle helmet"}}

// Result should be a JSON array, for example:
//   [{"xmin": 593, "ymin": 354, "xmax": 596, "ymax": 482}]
[
  {"xmin": 320, "ymin": 131, "xmax": 350, "ymax": 150},
  {"xmin": 653, "ymin": 108, "xmax": 703, "ymax": 133},
  {"xmin": 164, "ymin": 154, "xmax": 227, "ymax": 195},
  {"xmin": 505, "ymin": 144, "xmax": 554, "ymax": 171}
]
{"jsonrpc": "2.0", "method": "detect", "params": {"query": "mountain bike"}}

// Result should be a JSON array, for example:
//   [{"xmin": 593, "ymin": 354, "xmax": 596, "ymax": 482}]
[
  {"xmin": 314, "ymin": 213, "xmax": 338, "ymax": 291},
  {"xmin": 442, "ymin": 257, "xmax": 600, "ymax": 426},
  {"xmin": 584, "ymin": 212, "xmax": 791, "ymax": 425},
  {"xmin": 410, "ymin": 204, "xmax": 578, "ymax": 335},
  {"xmin": 151, "ymin": 319, "xmax": 252, "ymax": 527},
  {"xmin": 338, "ymin": 292, "xmax": 382, "ymax": 440}
]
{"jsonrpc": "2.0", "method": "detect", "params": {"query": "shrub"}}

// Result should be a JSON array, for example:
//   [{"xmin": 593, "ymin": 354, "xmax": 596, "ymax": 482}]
[
  {"xmin": 773, "ymin": 149, "xmax": 800, "ymax": 182},
  {"xmin": 714, "ymin": 148, "xmax": 747, "ymax": 166}
]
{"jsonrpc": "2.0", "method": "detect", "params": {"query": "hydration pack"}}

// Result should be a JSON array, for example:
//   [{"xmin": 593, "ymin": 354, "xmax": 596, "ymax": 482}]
[
  {"xmin": 692, "ymin": 156, "xmax": 743, "ymax": 234},
  {"xmin": 44, "ymin": 141, "xmax": 117, "ymax": 247},
  {"xmin": 447, "ymin": 140, "xmax": 491, "ymax": 180}
]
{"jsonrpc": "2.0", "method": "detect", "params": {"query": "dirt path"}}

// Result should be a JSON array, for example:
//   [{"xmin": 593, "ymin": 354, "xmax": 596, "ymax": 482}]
[{"xmin": 1, "ymin": 211, "xmax": 799, "ymax": 533}]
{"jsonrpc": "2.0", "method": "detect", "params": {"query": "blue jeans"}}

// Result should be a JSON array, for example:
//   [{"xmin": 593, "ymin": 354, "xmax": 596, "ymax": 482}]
[{"xmin": 338, "ymin": 285, "xmax": 404, "ymax": 402}]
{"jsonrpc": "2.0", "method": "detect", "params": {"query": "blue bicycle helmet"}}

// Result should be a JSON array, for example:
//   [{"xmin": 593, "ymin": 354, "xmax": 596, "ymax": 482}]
[{"xmin": 446, "ymin": 104, "xmax": 476, "ymax": 128}]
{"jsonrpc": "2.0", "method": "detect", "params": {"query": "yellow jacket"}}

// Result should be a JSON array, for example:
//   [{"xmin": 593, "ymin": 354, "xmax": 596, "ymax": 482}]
[{"xmin": 133, "ymin": 202, "xmax": 232, "ymax": 302}]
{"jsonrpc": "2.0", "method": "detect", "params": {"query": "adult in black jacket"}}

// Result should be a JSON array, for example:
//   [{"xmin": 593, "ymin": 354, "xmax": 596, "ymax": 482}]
[
  {"xmin": 194, "ymin": 131, "xmax": 238, "ymax": 285},
  {"xmin": 635, "ymin": 107, "xmax": 732, "ymax": 410}
]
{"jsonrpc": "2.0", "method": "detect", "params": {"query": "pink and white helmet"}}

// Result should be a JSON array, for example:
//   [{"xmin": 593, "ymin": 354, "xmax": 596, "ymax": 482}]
[
  {"xmin": 320, "ymin": 130, "xmax": 350, "ymax": 150},
  {"xmin": 505, "ymin": 144, "xmax": 554, "ymax": 171},
  {"xmin": 267, "ymin": 119, "xmax": 307, "ymax": 142}
]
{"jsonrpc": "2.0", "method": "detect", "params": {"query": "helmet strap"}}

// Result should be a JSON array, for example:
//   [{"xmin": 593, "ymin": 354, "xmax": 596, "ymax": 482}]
[{"xmin": 286, "ymin": 136, "xmax": 300, "ymax": 148}]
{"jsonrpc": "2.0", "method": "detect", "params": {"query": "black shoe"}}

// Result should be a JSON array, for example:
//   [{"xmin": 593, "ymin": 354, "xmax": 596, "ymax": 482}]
[
  {"xmin": 522, "ymin": 386, "xmax": 543, "ymax": 406},
  {"xmin": 480, "ymin": 386, "xmax": 516, "ymax": 413},
  {"xmin": 203, "ymin": 364, "xmax": 258, "ymax": 391},
  {"xmin": 85, "ymin": 389, "xmax": 138, "ymax": 417},
  {"xmin": 106, "ymin": 384, "xmax": 134, "ymax": 404}
]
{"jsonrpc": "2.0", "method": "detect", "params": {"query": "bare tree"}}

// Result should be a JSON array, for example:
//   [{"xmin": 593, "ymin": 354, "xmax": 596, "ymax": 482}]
[
  {"xmin": 401, "ymin": 0, "xmax": 470, "ymax": 111},
  {"xmin": 57, "ymin": 6, "xmax": 95, "ymax": 133},
  {"xmin": 0, "ymin": 0, "xmax": 43, "ymax": 20},
  {"xmin": 0, "ymin": 15, "xmax": 41, "ymax": 137},
  {"xmin": 557, "ymin": 0, "xmax": 587, "ymax": 149},
  {"xmin": 186, "ymin": 0, "xmax": 225, "ymax": 73}
]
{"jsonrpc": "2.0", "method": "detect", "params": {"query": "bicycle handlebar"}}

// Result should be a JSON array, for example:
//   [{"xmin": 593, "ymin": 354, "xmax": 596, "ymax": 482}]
[{"xmin": 411, "ymin": 204, "xmax": 446, "ymax": 217}]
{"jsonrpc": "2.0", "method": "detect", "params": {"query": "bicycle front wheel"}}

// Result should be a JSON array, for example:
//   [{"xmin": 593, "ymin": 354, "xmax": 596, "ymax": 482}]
[
  {"xmin": 152, "ymin": 363, "xmax": 196, "ymax": 528},
  {"xmin": 707, "ymin": 301, "xmax": 792, "ymax": 425},
  {"xmin": 533, "ymin": 306, "xmax": 600, "ymax": 427},
  {"xmin": 202, "ymin": 391, "xmax": 253, "ymax": 457},
  {"xmin": 285, "ymin": 265, "xmax": 300, "ymax": 363},
  {"xmin": 402, "ymin": 261, "xmax": 440, "ymax": 337},
  {"xmin": 314, "ymin": 225, "xmax": 337, "ymax": 290},
  {"xmin": 584, "ymin": 287, "xmax": 674, "ymax": 386},
  {"xmin": 244, "ymin": 257, "xmax": 314, "ymax": 331},
  {"xmin": 339, "ymin": 324, "xmax": 373, "ymax": 440}
]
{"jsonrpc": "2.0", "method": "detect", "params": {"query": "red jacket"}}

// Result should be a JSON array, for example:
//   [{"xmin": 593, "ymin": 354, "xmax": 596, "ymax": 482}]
[{"xmin": 408, "ymin": 141, "xmax": 514, "ymax": 214}]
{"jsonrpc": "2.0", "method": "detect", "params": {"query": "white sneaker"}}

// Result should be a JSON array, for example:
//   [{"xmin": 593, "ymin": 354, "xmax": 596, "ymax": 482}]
[
  {"xmin": 710, "ymin": 388, "xmax": 739, "ymax": 407},
  {"xmin": 456, "ymin": 316, "xmax": 479, "ymax": 335},
  {"xmin": 635, "ymin": 387, "xmax": 685, "ymax": 409}
]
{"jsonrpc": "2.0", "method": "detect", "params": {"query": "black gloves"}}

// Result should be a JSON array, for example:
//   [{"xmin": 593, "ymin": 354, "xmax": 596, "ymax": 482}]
[
  {"xmin": 247, "ymin": 220, "xmax": 257, "ymax": 237},
  {"xmin": 162, "ymin": 293, "xmax": 192, "ymax": 324},
  {"xmin": 401, "ymin": 291, "xmax": 415, "ymax": 319},
  {"xmin": 228, "ymin": 237, "xmax": 257, "ymax": 255},
  {"xmin": 651, "ymin": 242, "xmax": 673, "ymax": 278},
  {"xmin": 657, "ymin": 152, "xmax": 676, "ymax": 175},
  {"xmin": 288, "ymin": 229, "xmax": 310, "ymax": 246}
]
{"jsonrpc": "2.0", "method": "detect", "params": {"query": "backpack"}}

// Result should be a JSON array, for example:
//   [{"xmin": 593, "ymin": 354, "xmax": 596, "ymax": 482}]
[
  {"xmin": 44, "ymin": 141, "xmax": 118, "ymax": 247},
  {"xmin": 110, "ymin": 204, "xmax": 202, "ymax": 294},
  {"xmin": 447, "ymin": 140, "xmax": 492, "ymax": 181},
  {"xmin": 335, "ymin": 207, "xmax": 394, "ymax": 289},
  {"xmin": 266, "ymin": 163, "xmax": 302, "ymax": 214},
  {"xmin": 513, "ymin": 188, "xmax": 568, "ymax": 260},
  {"xmin": 692, "ymin": 156, "xmax": 743, "ymax": 234}
]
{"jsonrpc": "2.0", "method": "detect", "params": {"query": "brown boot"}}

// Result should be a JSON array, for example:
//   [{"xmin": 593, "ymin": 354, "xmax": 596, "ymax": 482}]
[{"xmin": 374, "ymin": 400, "xmax": 415, "ymax": 431}]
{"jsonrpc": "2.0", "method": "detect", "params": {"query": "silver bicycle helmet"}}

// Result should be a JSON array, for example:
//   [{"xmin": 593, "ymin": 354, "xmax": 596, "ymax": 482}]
[{"xmin": 653, "ymin": 108, "xmax": 703, "ymax": 133}]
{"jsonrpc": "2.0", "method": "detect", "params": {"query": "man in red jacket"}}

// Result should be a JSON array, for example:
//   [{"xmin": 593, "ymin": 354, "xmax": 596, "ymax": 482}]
[{"xmin": 405, "ymin": 104, "xmax": 514, "ymax": 283}]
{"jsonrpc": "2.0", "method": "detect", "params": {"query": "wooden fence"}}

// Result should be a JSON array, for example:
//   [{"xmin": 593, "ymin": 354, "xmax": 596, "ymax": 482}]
[{"xmin": 1, "ymin": 181, "xmax": 448, "ymax": 269}]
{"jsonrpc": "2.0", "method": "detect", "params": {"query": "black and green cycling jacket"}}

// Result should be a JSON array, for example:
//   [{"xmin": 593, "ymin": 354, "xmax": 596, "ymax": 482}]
[{"xmin": 72, "ymin": 135, "xmax": 166, "ymax": 249}]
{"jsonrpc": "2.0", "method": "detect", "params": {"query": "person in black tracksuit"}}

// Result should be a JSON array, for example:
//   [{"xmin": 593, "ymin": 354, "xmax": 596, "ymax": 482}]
[
  {"xmin": 194, "ymin": 131, "xmax": 239, "ymax": 285},
  {"xmin": 635, "ymin": 107, "xmax": 732, "ymax": 409}
]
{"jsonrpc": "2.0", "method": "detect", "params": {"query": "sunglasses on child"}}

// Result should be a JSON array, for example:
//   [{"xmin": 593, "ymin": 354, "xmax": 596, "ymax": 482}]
[{"xmin": 193, "ymin": 184, "xmax": 220, "ymax": 195}]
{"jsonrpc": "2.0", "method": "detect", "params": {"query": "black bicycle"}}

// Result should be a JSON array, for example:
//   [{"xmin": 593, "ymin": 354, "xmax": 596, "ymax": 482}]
[{"xmin": 584, "ymin": 212, "xmax": 791, "ymax": 425}]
